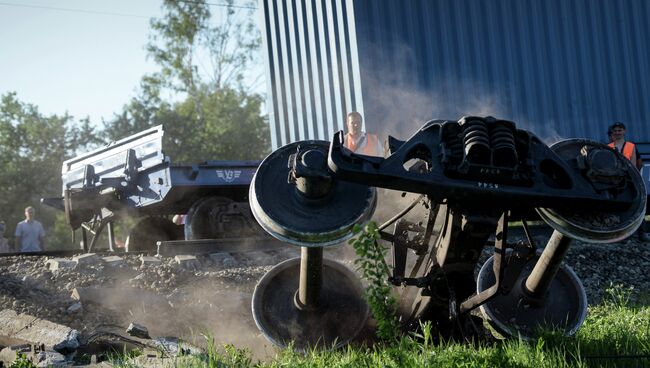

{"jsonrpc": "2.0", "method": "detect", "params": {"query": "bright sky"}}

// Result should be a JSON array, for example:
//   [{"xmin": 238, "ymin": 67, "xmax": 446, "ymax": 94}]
[{"xmin": 0, "ymin": 1, "xmax": 164, "ymax": 125}]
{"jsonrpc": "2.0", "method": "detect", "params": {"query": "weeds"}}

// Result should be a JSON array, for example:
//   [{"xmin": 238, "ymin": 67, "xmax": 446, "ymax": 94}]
[
  {"xmin": 8, "ymin": 353, "xmax": 36, "ymax": 368},
  {"xmin": 349, "ymin": 221, "xmax": 399, "ymax": 341}
]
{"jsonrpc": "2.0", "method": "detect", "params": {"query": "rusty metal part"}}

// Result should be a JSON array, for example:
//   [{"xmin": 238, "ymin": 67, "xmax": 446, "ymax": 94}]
[
  {"xmin": 524, "ymin": 230, "xmax": 573, "ymax": 298},
  {"xmin": 399, "ymin": 204, "xmax": 499, "ymax": 331},
  {"xmin": 458, "ymin": 212, "xmax": 510, "ymax": 314},
  {"xmin": 390, "ymin": 216, "xmax": 434, "ymax": 284},
  {"xmin": 536, "ymin": 139, "xmax": 647, "ymax": 243},
  {"xmin": 249, "ymin": 141, "xmax": 376, "ymax": 247},
  {"xmin": 477, "ymin": 248, "xmax": 587, "ymax": 339},
  {"xmin": 378, "ymin": 194, "xmax": 425, "ymax": 232},
  {"xmin": 251, "ymin": 257, "xmax": 368, "ymax": 350}
]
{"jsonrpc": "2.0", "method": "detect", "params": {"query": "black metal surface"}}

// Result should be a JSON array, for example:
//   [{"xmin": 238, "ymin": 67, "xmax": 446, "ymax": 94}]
[
  {"xmin": 477, "ymin": 251, "xmax": 587, "ymax": 339},
  {"xmin": 536, "ymin": 139, "xmax": 647, "ymax": 243},
  {"xmin": 250, "ymin": 140, "xmax": 376, "ymax": 247},
  {"xmin": 328, "ymin": 117, "xmax": 637, "ymax": 212},
  {"xmin": 399, "ymin": 204, "xmax": 498, "ymax": 331},
  {"xmin": 297, "ymin": 247, "xmax": 323, "ymax": 309},
  {"xmin": 391, "ymin": 219, "xmax": 410, "ymax": 281},
  {"xmin": 251, "ymin": 258, "xmax": 368, "ymax": 350}
]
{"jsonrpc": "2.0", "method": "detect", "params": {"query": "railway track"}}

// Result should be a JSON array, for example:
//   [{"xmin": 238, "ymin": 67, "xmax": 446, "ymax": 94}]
[{"xmin": 0, "ymin": 235, "xmax": 294, "ymax": 259}]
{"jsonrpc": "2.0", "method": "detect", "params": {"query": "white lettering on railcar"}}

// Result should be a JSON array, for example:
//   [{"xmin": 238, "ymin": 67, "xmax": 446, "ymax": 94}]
[{"xmin": 478, "ymin": 182, "xmax": 499, "ymax": 189}]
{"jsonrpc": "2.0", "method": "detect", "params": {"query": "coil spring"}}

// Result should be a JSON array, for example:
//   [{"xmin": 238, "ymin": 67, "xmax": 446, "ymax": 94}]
[
  {"xmin": 447, "ymin": 135, "xmax": 464, "ymax": 163},
  {"xmin": 462, "ymin": 119, "xmax": 491, "ymax": 164},
  {"xmin": 491, "ymin": 123, "xmax": 518, "ymax": 167}
]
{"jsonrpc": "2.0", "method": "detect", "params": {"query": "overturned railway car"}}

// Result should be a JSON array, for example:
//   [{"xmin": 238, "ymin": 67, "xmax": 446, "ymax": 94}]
[
  {"xmin": 43, "ymin": 125, "xmax": 264, "ymax": 252},
  {"xmin": 250, "ymin": 0, "xmax": 650, "ymax": 349},
  {"xmin": 260, "ymin": 0, "xmax": 650, "ymax": 191}
]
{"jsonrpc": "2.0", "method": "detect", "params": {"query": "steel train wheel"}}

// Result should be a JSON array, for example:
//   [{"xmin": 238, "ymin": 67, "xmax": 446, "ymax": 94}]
[
  {"xmin": 476, "ymin": 251, "xmax": 587, "ymax": 339},
  {"xmin": 249, "ymin": 140, "xmax": 376, "ymax": 247},
  {"xmin": 251, "ymin": 257, "xmax": 368, "ymax": 350},
  {"xmin": 536, "ymin": 139, "xmax": 647, "ymax": 243},
  {"xmin": 126, "ymin": 217, "xmax": 182, "ymax": 252},
  {"xmin": 185, "ymin": 196, "xmax": 257, "ymax": 239}
]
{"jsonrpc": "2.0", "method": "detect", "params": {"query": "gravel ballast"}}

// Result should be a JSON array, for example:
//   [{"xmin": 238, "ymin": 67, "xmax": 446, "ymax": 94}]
[{"xmin": 0, "ymin": 230, "xmax": 648, "ymax": 360}]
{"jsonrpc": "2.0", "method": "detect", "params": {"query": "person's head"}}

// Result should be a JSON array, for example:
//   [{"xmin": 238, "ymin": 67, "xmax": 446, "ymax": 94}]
[
  {"xmin": 610, "ymin": 122, "xmax": 626, "ymax": 141},
  {"xmin": 24, "ymin": 206, "xmax": 35, "ymax": 221},
  {"xmin": 346, "ymin": 112, "xmax": 363, "ymax": 136}
]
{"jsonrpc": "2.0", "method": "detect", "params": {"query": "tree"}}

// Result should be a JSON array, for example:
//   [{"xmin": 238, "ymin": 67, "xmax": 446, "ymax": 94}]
[
  {"xmin": 106, "ymin": 86, "xmax": 269, "ymax": 163},
  {"xmin": 146, "ymin": 0, "xmax": 262, "ymax": 95},
  {"xmin": 103, "ymin": 0, "xmax": 270, "ymax": 162},
  {"xmin": 0, "ymin": 92, "xmax": 100, "ymax": 249}
]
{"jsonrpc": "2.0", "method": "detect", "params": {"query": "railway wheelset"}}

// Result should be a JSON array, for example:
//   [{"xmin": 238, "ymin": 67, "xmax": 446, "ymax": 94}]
[{"xmin": 248, "ymin": 116, "xmax": 646, "ymax": 350}]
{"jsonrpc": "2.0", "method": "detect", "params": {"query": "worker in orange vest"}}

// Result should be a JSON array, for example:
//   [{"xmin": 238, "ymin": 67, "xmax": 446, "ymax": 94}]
[
  {"xmin": 608, "ymin": 122, "xmax": 648, "ymax": 242},
  {"xmin": 344, "ymin": 112, "xmax": 382, "ymax": 157},
  {"xmin": 608, "ymin": 122, "xmax": 642, "ymax": 169}
]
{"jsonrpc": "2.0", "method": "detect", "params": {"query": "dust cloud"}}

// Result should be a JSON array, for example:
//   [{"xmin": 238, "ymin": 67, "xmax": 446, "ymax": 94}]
[{"xmin": 359, "ymin": 43, "xmax": 566, "ymax": 146}]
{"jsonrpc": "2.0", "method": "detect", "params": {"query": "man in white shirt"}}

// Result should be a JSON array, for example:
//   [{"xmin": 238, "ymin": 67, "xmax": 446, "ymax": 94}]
[{"xmin": 15, "ymin": 206, "xmax": 46, "ymax": 252}]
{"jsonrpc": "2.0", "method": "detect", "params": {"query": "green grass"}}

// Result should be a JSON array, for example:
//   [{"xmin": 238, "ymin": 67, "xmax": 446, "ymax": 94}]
[{"xmin": 110, "ymin": 286, "xmax": 650, "ymax": 368}]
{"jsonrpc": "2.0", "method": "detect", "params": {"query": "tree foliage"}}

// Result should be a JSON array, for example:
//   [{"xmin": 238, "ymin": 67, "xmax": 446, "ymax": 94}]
[
  {"xmin": 105, "ymin": 86, "xmax": 269, "ymax": 163},
  {"xmin": 104, "ymin": 0, "xmax": 269, "ymax": 162},
  {"xmin": 146, "ymin": 0, "xmax": 261, "ymax": 94},
  {"xmin": 0, "ymin": 92, "xmax": 100, "ymax": 248},
  {"xmin": 0, "ymin": 0, "xmax": 269, "ymax": 249}
]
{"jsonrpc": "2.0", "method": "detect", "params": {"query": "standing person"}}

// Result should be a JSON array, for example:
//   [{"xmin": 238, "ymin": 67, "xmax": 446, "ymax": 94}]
[
  {"xmin": 15, "ymin": 206, "xmax": 46, "ymax": 252},
  {"xmin": 0, "ymin": 222, "xmax": 9, "ymax": 253},
  {"xmin": 607, "ymin": 122, "xmax": 648, "ymax": 242},
  {"xmin": 608, "ymin": 122, "xmax": 642, "ymax": 170},
  {"xmin": 344, "ymin": 111, "xmax": 383, "ymax": 157}
]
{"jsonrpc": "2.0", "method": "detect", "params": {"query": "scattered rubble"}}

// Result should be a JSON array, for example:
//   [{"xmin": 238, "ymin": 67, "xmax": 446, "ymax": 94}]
[
  {"xmin": 34, "ymin": 350, "xmax": 67, "ymax": 368},
  {"xmin": 126, "ymin": 322, "xmax": 151, "ymax": 339},
  {"xmin": 140, "ymin": 255, "xmax": 162, "ymax": 267},
  {"xmin": 0, "ymin": 309, "xmax": 80, "ymax": 352},
  {"xmin": 45, "ymin": 258, "xmax": 77, "ymax": 271},
  {"xmin": 210, "ymin": 252, "xmax": 237, "ymax": 268},
  {"xmin": 72, "ymin": 253, "xmax": 101, "ymax": 266},
  {"xmin": 0, "ymin": 231, "xmax": 648, "ymax": 366},
  {"xmin": 101, "ymin": 255, "xmax": 124, "ymax": 267},
  {"xmin": 0, "ymin": 246, "xmax": 299, "ymax": 365},
  {"xmin": 66, "ymin": 302, "xmax": 82, "ymax": 314},
  {"xmin": 174, "ymin": 255, "xmax": 201, "ymax": 271}
]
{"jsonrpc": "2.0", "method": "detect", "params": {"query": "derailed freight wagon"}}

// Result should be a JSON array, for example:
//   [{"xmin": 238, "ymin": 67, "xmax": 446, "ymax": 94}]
[
  {"xmin": 259, "ymin": 0, "xmax": 650, "ymax": 192},
  {"xmin": 43, "ymin": 125, "xmax": 265, "ymax": 252},
  {"xmin": 244, "ymin": 0, "xmax": 650, "ymax": 349}
]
